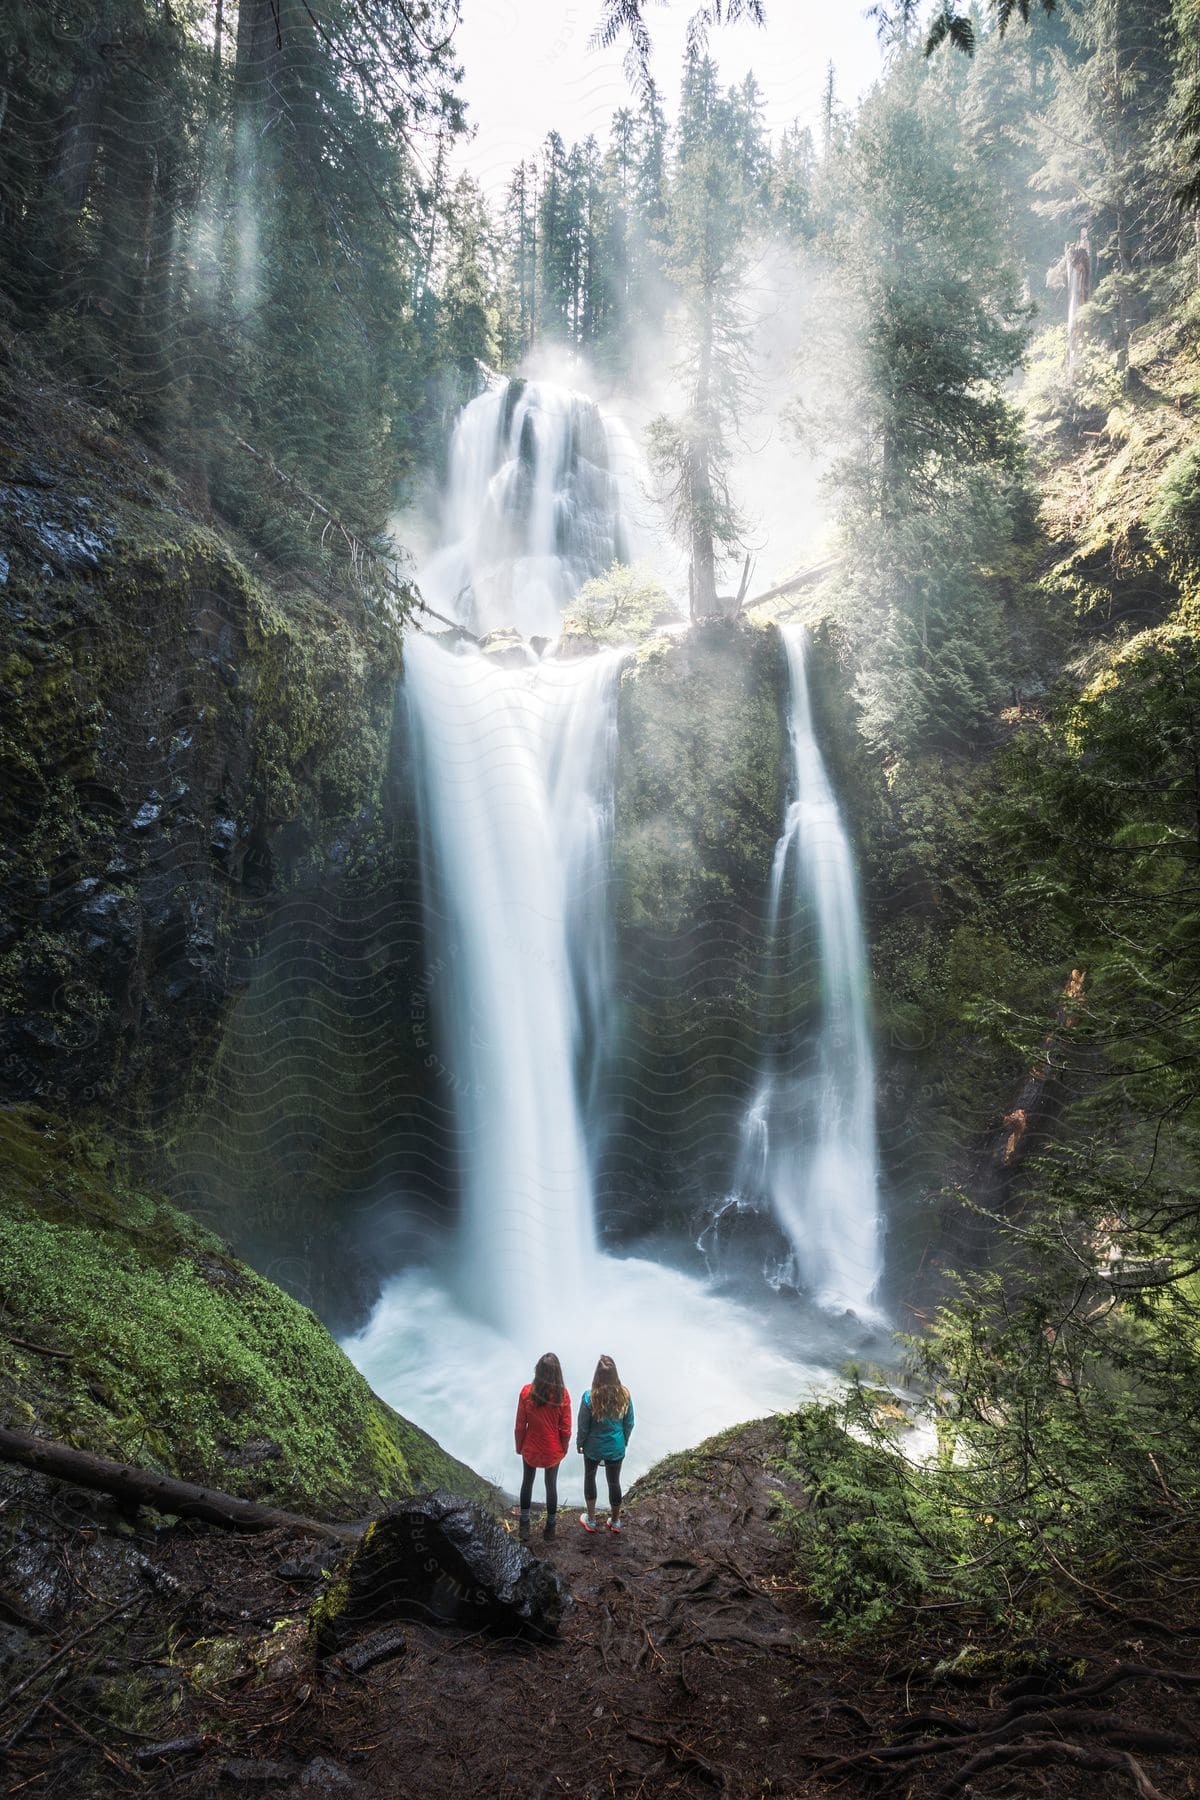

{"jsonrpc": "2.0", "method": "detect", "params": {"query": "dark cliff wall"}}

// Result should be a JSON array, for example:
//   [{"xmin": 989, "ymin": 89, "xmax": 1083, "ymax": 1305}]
[
  {"xmin": 604, "ymin": 618, "xmax": 791, "ymax": 1236},
  {"xmin": 0, "ymin": 327, "xmax": 428, "ymax": 1324}
]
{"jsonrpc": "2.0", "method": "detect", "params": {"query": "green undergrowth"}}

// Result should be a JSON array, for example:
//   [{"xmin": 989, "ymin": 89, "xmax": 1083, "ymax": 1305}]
[{"xmin": 0, "ymin": 1106, "xmax": 491, "ymax": 1516}]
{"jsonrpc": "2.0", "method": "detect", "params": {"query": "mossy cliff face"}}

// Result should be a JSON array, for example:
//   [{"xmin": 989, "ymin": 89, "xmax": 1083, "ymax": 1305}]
[
  {"xmin": 0, "ymin": 329, "xmax": 425, "ymax": 1319},
  {"xmin": 606, "ymin": 619, "xmax": 790, "ymax": 1227},
  {"xmin": 0, "ymin": 1108, "xmax": 491, "ymax": 1514},
  {"xmin": 0, "ymin": 332, "xmax": 401, "ymax": 1120}
]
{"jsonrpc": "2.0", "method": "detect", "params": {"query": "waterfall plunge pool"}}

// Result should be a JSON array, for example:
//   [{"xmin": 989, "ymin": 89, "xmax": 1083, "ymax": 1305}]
[{"xmin": 342, "ymin": 1252, "xmax": 852, "ymax": 1498}]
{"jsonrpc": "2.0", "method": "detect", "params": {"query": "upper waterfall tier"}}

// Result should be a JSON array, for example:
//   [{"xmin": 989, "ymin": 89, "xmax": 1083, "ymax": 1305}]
[{"xmin": 420, "ymin": 379, "xmax": 633, "ymax": 640}]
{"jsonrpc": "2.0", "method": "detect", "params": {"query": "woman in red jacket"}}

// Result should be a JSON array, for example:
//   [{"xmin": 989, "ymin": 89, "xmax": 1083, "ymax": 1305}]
[{"xmin": 515, "ymin": 1352, "xmax": 571, "ymax": 1541}]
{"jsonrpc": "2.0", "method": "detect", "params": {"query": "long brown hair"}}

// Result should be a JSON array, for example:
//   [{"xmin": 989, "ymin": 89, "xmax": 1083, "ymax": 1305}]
[
  {"xmin": 531, "ymin": 1351, "xmax": 564, "ymax": 1407},
  {"xmin": 589, "ymin": 1354, "xmax": 630, "ymax": 1422}
]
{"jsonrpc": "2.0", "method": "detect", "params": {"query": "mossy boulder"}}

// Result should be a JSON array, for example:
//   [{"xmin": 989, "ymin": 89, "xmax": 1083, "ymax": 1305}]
[{"xmin": 0, "ymin": 1106, "xmax": 491, "ymax": 1516}]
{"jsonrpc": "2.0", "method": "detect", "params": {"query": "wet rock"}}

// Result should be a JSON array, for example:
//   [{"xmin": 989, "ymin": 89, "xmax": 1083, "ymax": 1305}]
[
  {"xmin": 231, "ymin": 1436, "xmax": 283, "ymax": 1466},
  {"xmin": 131, "ymin": 800, "xmax": 161, "ymax": 831},
  {"xmin": 319, "ymin": 1490, "xmax": 569, "ymax": 1646},
  {"xmin": 210, "ymin": 815, "xmax": 238, "ymax": 857},
  {"xmin": 33, "ymin": 517, "xmax": 106, "ymax": 571},
  {"xmin": 479, "ymin": 627, "xmax": 535, "ymax": 668},
  {"xmin": 555, "ymin": 631, "xmax": 602, "ymax": 659}
]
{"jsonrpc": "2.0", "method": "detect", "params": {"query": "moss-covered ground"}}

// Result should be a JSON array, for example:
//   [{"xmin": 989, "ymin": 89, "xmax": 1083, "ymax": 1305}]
[{"xmin": 0, "ymin": 1105, "xmax": 491, "ymax": 1515}]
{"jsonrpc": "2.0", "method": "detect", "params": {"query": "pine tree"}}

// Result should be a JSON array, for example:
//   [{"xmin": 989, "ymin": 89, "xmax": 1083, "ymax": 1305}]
[
  {"xmin": 815, "ymin": 57, "xmax": 1029, "ymax": 752},
  {"xmin": 648, "ymin": 56, "xmax": 755, "ymax": 619},
  {"xmin": 1030, "ymin": 0, "xmax": 1178, "ymax": 366}
]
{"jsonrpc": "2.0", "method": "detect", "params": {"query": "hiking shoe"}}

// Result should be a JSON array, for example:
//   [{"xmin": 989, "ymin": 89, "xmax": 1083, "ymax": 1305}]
[
  {"xmin": 543, "ymin": 1515, "xmax": 557, "ymax": 1541},
  {"xmin": 607, "ymin": 1518, "xmax": 623, "ymax": 1534},
  {"xmin": 579, "ymin": 1512, "xmax": 597, "ymax": 1534}
]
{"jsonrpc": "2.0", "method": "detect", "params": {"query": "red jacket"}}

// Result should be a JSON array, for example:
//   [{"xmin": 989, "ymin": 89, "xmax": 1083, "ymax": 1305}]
[{"xmin": 514, "ymin": 1383, "xmax": 571, "ymax": 1469}]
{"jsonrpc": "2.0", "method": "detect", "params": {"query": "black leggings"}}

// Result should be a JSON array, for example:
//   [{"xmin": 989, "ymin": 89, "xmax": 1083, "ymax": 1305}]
[
  {"xmin": 583, "ymin": 1457, "xmax": 623, "ymax": 1515},
  {"xmin": 519, "ymin": 1461, "xmax": 559, "ymax": 1515}
]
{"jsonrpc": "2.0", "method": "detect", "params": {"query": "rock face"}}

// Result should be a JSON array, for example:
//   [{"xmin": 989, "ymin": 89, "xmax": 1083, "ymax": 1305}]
[
  {"xmin": 319, "ymin": 1492, "xmax": 570, "ymax": 1646},
  {"xmin": 0, "ymin": 340, "xmax": 425, "ymax": 1324},
  {"xmin": 603, "ymin": 618, "xmax": 791, "ymax": 1230}
]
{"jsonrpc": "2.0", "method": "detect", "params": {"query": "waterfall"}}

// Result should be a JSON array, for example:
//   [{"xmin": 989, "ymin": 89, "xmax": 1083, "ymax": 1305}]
[
  {"xmin": 404, "ymin": 634, "xmax": 623, "ymax": 1342},
  {"xmin": 420, "ymin": 379, "xmax": 630, "ymax": 641},
  {"xmin": 344, "ymin": 381, "xmax": 838, "ymax": 1487},
  {"xmin": 731, "ymin": 625, "xmax": 883, "ymax": 1317}
]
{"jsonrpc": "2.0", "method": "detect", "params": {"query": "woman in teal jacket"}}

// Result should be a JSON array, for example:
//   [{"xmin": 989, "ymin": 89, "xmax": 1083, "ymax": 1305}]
[{"xmin": 577, "ymin": 1354, "xmax": 635, "ymax": 1534}]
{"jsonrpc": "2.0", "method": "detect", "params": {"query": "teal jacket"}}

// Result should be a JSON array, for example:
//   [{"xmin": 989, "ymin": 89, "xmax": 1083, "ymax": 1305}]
[{"xmin": 576, "ymin": 1388, "xmax": 634, "ymax": 1462}]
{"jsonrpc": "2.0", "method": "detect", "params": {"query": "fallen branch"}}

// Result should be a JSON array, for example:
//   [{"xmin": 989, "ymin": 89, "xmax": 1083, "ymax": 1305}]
[
  {"xmin": 623, "ymin": 1720, "xmax": 727, "ymax": 1790},
  {"xmin": 0, "ymin": 1428, "xmax": 360, "ymax": 1543},
  {"xmin": 332, "ymin": 1625, "xmax": 408, "ymax": 1676},
  {"xmin": 230, "ymin": 434, "xmax": 479, "ymax": 642},
  {"xmin": 134, "ymin": 1736, "xmax": 211, "ymax": 1765},
  {"xmin": 3, "ymin": 1332, "xmax": 72, "ymax": 1360},
  {"xmin": 744, "ymin": 557, "xmax": 842, "ymax": 613},
  {"xmin": 0, "ymin": 1595, "xmax": 144, "ymax": 1718}
]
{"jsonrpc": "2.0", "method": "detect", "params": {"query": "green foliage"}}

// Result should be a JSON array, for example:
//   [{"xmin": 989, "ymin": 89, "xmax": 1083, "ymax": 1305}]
[
  {"xmin": 1148, "ymin": 442, "xmax": 1200, "ymax": 559},
  {"xmin": 560, "ymin": 561, "xmax": 672, "ymax": 644},
  {"xmin": 780, "ymin": 1213, "xmax": 1200, "ymax": 1637},
  {"xmin": 776, "ymin": 1396, "xmax": 972, "ymax": 1635},
  {"xmin": 0, "ymin": 1108, "xmax": 490, "ymax": 1513}
]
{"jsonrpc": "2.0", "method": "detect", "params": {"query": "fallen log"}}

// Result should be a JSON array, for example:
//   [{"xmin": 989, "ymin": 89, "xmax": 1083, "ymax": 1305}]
[
  {"xmin": 743, "ymin": 557, "xmax": 842, "ymax": 613},
  {"xmin": 0, "ymin": 1428, "xmax": 359, "ymax": 1543}
]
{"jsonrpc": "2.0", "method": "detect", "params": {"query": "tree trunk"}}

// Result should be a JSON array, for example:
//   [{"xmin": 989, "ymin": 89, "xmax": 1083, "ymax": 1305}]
[
  {"xmin": 689, "ymin": 316, "xmax": 719, "ymax": 620},
  {"xmin": 234, "ymin": 0, "xmax": 316, "ymax": 142},
  {"xmin": 54, "ymin": 66, "xmax": 111, "ymax": 220},
  {"xmin": 0, "ymin": 1428, "xmax": 360, "ymax": 1543}
]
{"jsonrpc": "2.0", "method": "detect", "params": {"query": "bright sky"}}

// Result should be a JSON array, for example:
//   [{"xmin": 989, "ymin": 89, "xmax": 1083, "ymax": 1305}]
[{"xmin": 450, "ymin": 0, "xmax": 887, "ymax": 198}]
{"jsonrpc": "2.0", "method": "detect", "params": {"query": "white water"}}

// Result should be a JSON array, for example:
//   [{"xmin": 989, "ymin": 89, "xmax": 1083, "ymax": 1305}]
[
  {"xmin": 730, "ymin": 624, "xmax": 883, "ymax": 1318},
  {"xmin": 345, "ymin": 1262, "xmax": 834, "ymax": 1492},
  {"xmin": 402, "ymin": 633, "xmax": 622, "ymax": 1343},
  {"xmin": 344, "ymin": 382, "xmax": 868, "ymax": 1490},
  {"xmin": 420, "ymin": 379, "xmax": 638, "ymax": 640}
]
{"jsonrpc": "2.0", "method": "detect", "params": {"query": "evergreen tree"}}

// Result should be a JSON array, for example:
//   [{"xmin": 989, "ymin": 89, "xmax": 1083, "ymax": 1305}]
[
  {"xmin": 0, "ymin": 0, "xmax": 468, "ymax": 576},
  {"xmin": 771, "ymin": 121, "xmax": 817, "ymax": 243},
  {"xmin": 1030, "ymin": 0, "xmax": 1178, "ymax": 364},
  {"xmin": 814, "ymin": 58, "xmax": 1028, "ymax": 752},
  {"xmin": 648, "ymin": 56, "xmax": 755, "ymax": 619}
]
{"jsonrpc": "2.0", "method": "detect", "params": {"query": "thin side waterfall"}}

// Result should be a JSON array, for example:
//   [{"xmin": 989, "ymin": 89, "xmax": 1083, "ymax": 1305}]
[
  {"xmin": 404, "ymin": 632, "xmax": 623, "ymax": 1344},
  {"xmin": 731, "ymin": 624, "xmax": 883, "ymax": 1317}
]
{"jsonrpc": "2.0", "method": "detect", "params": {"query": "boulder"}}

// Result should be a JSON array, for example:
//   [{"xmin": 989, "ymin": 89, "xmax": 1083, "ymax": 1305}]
[
  {"xmin": 479, "ymin": 628, "xmax": 535, "ymax": 668},
  {"xmin": 316, "ymin": 1491, "xmax": 569, "ymax": 1647},
  {"xmin": 554, "ymin": 631, "xmax": 602, "ymax": 660}
]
